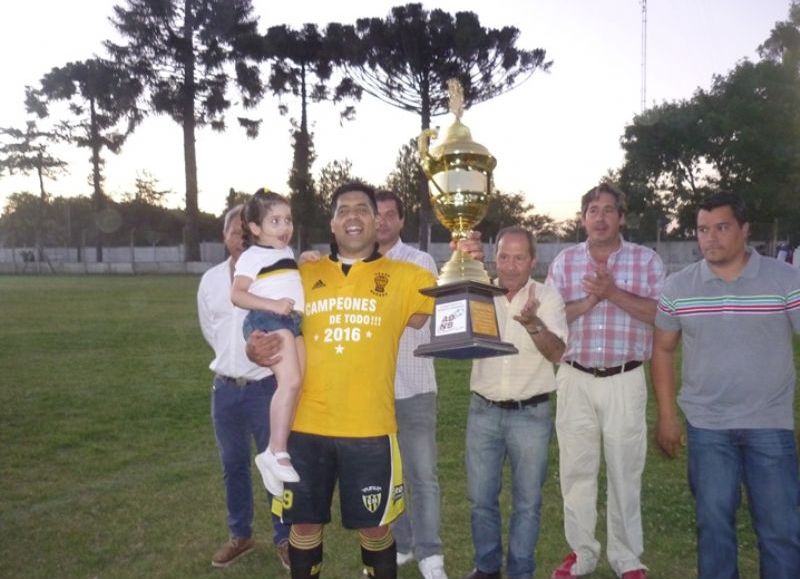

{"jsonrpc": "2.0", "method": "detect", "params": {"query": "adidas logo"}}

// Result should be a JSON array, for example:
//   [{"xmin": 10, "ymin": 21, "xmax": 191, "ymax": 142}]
[{"xmin": 312, "ymin": 279, "xmax": 326, "ymax": 289}]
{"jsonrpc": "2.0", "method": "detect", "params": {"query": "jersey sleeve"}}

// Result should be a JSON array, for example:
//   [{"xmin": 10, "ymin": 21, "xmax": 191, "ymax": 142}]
[
  {"xmin": 406, "ymin": 263, "xmax": 436, "ymax": 317},
  {"xmin": 233, "ymin": 248, "xmax": 258, "ymax": 280}
]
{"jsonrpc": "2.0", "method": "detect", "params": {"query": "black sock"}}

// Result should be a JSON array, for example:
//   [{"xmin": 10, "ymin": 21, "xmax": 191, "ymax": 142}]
[
  {"xmin": 360, "ymin": 530, "xmax": 396, "ymax": 579},
  {"xmin": 289, "ymin": 527, "xmax": 323, "ymax": 579}
]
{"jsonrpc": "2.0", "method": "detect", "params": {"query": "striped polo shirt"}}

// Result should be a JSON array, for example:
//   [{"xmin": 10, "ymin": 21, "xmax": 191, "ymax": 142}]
[{"xmin": 656, "ymin": 249, "xmax": 800, "ymax": 430}]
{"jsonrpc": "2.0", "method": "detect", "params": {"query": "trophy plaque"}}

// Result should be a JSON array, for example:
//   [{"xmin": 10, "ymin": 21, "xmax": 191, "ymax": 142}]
[{"xmin": 414, "ymin": 79, "xmax": 518, "ymax": 360}]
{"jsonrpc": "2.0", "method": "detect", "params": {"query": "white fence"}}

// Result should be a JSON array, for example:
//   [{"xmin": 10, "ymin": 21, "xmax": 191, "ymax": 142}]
[{"xmin": 0, "ymin": 240, "xmax": 706, "ymax": 276}]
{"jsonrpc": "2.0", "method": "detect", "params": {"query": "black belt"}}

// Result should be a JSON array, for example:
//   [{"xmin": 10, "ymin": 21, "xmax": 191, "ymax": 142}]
[
  {"xmin": 474, "ymin": 391, "xmax": 550, "ymax": 410},
  {"xmin": 215, "ymin": 374, "xmax": 267, "ymax": 387},
  {"xmin": 565, "ymin": 360, "xmax": 643, "ymax": 378}
]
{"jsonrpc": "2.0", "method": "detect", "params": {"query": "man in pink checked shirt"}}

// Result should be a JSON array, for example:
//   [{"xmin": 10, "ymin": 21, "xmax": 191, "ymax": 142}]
[{"xmin": 546, "ymin": 182, "xmax": 665, "ymax": 579}]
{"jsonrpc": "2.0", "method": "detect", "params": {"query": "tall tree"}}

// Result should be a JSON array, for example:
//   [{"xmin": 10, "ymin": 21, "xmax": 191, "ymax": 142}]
[
  {"xmin": 106, "ymin": 0, "xmax": 264, "ymax": 260},
  {"xmin": 261, "ymin": 23, "xmax": 361, "ymax": 250},
  {"xmin": 620, "ymin": 58, "xmax": 800, "ymax": 238},
  {"xmin": 346, "ymin": 3, "xmax": 550, "ymax": 248},
  {"xmin": 0, "ymin": 121, "xmax": 69, "ymax": 265},
  {"xmin": 618, "ymin": 100, "xmax": 714, "ymax": 236},
  {"xmin": 27, "ymin": 58, "xmax": 144, "ymax": 261}
]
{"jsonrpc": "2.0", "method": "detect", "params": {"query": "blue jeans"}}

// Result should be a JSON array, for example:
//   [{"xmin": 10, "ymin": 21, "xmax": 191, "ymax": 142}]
[
  {"xmin": 466, "ymin": 394, "xmax": 552, "ymax": 579},
  {"xmin": 392, "ymin": 392, "xmax": 443, "ymax": 561},
  {"xmin": 687, "ymin": 422, "xmax": 800, "ymax": 579},
  {"xmin": 211, "ymin": 374, "xmax": 290, "ymax": 543},
  {"xmin": 242, "ymin": 309, "xmax": 302, "ymax": 339}
]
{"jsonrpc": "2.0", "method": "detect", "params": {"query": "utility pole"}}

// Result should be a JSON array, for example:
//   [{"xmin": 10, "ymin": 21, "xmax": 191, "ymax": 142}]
[{"xmin": 640, "ymin": 0, "xmax": 648, "ymax": 112}]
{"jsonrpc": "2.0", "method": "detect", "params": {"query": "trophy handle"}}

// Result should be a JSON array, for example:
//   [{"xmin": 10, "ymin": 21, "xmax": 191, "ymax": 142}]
[{"xmin": 417, "ymin": 128, "xmax": 449, "ymax": 197}]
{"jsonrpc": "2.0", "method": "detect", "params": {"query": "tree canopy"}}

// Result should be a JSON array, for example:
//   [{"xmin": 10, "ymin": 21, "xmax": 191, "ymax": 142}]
[
  {"xmin": 618, "ymin": 2, "xmax": 800, "ymax": 240},
  {"xmin": 345, "ymin": 3, "xmax": 550, "ymax": 248},
  {"xmin": 26, "ymin": 58, "xmax": 144, "ymax": 260},
  {"xmin": 348, "ymin": 3, "xmax": 550, "ymax": 123},
  {"xmin": 106, "ymin": 0, "xmax": 264, "ymax": 260}
]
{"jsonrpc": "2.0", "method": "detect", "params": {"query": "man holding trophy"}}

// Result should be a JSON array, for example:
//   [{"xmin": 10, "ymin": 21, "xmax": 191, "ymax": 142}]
[{"xmin": 416, "ymin": 80, "xmax": 567, "ymax": 579}]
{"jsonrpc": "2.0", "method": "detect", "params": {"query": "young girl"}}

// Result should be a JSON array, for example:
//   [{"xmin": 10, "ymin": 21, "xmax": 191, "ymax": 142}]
[{"xmin": 231, "ymin": 189, "xmax": 305, "ymax": 497}]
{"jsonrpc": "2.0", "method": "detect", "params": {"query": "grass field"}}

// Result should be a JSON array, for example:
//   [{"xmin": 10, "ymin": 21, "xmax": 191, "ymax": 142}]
[{"xmin": 1, "ymin": 275, "xmax": 793, "ymax": 578}]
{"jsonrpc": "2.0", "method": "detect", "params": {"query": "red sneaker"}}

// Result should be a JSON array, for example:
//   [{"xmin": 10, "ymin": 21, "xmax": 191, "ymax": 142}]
[
  {"xmin": 551, "ymin": 552, "xmax": 578, "ymax": 579},
  {"xmin": 621, "ymin": 570, "xmax": 648, "ymax": 579}
]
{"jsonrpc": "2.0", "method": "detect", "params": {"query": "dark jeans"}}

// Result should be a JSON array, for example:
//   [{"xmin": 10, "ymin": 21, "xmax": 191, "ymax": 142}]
[
  {"xmin": 212, "ymin": 374, "xmax": 289, "ymax": 543},
  {"xmin": 687, "ymin": 422, "xmax": 800, "ymax": 579}
]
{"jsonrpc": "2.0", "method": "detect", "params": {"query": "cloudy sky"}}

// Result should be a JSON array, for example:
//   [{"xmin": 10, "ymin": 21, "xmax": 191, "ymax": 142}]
[{"xmin": 0, "ymin": 0, "xmax": 791, "ymax": 221}]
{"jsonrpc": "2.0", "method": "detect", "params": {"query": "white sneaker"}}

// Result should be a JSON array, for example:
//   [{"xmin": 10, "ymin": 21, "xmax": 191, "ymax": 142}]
[
  {"xmin": 254, "ymin": 448, "xmax": 298, "ymax": 496},
  {"xmin": 419, "ymin": 554, "xmax": 448, "ymax": 579},
  {"xmin": 397, "ymin": 551, "xmax": 414, "ymax": 566}
]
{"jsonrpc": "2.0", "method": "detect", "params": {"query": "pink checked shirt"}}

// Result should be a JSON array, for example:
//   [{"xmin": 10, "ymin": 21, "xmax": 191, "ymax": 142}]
[{"xmin": 546, "ymin": 238, "xmax": 665, "ymax": 367}]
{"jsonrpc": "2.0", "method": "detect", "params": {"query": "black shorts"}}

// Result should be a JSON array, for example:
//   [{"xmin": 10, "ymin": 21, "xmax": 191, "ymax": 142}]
[{"xmin": 275, "ymin": 432, "xmax": 405, "ymax": 529}]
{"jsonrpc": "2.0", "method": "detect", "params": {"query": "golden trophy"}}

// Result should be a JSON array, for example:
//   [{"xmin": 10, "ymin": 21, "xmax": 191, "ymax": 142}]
[{"xmin": 414, "ymin": 79, "xmax": 518, "ymax": 359}]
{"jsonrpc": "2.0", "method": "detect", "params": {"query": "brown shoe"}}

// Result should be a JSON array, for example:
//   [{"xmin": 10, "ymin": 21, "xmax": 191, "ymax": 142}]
[
  {"xmin": 276, "ymin": 539, "xmax": 291, "ymax": 571},
  {"xmin": 211, "ymin": 536, "xmax": 255, "ymax": 568}
]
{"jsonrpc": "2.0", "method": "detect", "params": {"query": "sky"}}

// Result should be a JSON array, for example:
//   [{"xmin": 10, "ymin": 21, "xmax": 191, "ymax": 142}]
[{"xmin": 0, "ymin": 0, "xmax": 792, "ymax": 222}]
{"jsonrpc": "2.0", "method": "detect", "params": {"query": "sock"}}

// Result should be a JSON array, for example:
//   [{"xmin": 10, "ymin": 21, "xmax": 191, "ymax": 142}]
[
  {"xmin": 360, "ymin": 528, "xmax": 397, "ymax": 579},
  {"xmin": 289, "ymin": 526, "xmax": 323, "ymax": 579}
]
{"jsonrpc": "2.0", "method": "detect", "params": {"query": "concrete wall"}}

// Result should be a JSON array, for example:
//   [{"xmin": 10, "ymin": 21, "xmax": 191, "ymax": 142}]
[{"xmin": 0, "ymin": 240, "xmax": 708, "ymax": 276}]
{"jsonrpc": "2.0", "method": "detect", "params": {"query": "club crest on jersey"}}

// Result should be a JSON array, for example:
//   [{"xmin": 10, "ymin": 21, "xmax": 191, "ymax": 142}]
[
  {"xmin": 361, "ymin": 485, "xmax": 383, "ymax": 513},
  {"xmin": 371, "ymin": 272, "xmax": 389, "ymax": 296}
]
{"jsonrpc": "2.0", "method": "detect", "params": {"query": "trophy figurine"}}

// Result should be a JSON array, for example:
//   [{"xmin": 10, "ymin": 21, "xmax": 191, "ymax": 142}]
[{"xmin": 414, "ymin": 79, "xmax": 518, "ymax": 359}]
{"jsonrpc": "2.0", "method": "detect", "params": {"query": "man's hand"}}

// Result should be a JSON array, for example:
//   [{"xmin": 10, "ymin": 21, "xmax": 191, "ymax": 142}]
[
  {"xmin": 450, "ymin": 231, "xmax": 484, "ymax": 263},
  {"xmin": 656, "ymin": 413, "xmax": 684, "ymax": 459},
  {"xmin": 246, "ymin": 330, "xmax": 284, "ymax": 367},
  {"xmin": 582, "ymin": 266, "xmax": 617, "ymax": 301},
  {"xmin": 513, "ymin": 284, "xmax": 542, "ymax": 332}
]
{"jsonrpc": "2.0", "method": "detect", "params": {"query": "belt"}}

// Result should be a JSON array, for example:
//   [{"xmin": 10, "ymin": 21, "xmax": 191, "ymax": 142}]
[
  {"xmin": 215, "ymin": 374, "xmax": 265, "ymax": 387},
  {"xmin": 474, "ymin": 391, "xmax": 550, "ymax": 410},
  {"xmin": 565, "ymin": 360, "xmax": 643, "ymax": 378}
]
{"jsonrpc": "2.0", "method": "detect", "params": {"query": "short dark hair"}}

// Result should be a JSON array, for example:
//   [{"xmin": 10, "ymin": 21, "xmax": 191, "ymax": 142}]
[
  {"xmin": 375, "ymin": 189, "xmax": 404, "ymax": 219},
  {"xmin": 496, "ymin": 226, "xmax": 536, "ymax": 258},
  {"xmin": 581, "ymin": 182, "xmax": 627, "ymax": 217},
  {"xmin": 698, "ymin": 191, "xmax": 748, "ymax": 225},
  {"xmin": 331, "ymin": 181, "xmax": 378, "ymax": 215}
]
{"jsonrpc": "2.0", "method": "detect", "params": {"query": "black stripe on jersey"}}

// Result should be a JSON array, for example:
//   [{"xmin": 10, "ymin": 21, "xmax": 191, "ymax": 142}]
[{"xmin": 256, "ymin": 258, "xmax": 298, "ymax": 277}]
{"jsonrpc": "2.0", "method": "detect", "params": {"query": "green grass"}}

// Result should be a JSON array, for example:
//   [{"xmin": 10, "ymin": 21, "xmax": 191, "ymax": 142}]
[{"xmin": 1, "ymin": 275, "xmax": 794, "ymax": 578}]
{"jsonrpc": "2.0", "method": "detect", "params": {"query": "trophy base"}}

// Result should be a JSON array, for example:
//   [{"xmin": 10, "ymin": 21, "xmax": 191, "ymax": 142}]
[
  {"xmin": 414, "ymin": 280, "xmax": 519, "ymax": 360},
  {"xmin": 414, "ymin": 336, "xmax": 520, "ymax": 360}
]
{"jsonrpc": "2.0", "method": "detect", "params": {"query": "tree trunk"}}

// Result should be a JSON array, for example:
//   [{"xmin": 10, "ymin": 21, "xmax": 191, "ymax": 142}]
[
  {"xmin": 90, "ymin": 96, "xmax": 105, "ymax": 262},
  {"xmin": 182, "ymin": 0, "xmax": 201, "ymax": 262},
  {"xmin": 36, "ymin": 155, "xmax": 46, "ymax": 265},
  {"xmin": 289, "ymin": 64, "xmax": 315, "ymax": 250}
]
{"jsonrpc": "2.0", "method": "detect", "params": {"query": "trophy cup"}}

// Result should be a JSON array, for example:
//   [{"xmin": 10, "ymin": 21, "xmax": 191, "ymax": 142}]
[{"xmin": 413, "ymin": 79, "xmax": 518, "ymax": 359}]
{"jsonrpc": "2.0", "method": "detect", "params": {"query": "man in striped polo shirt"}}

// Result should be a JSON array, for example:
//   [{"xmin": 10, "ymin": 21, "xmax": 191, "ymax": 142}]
[{"xmin": 652, "ymin": 191, "xmax": 800, "ymax": 578}]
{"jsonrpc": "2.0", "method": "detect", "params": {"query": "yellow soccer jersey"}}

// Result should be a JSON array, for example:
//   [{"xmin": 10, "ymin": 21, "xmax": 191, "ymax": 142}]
[{"xmin": 293, "ymin": 254, "xmax": 436, "ymax": 437}]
